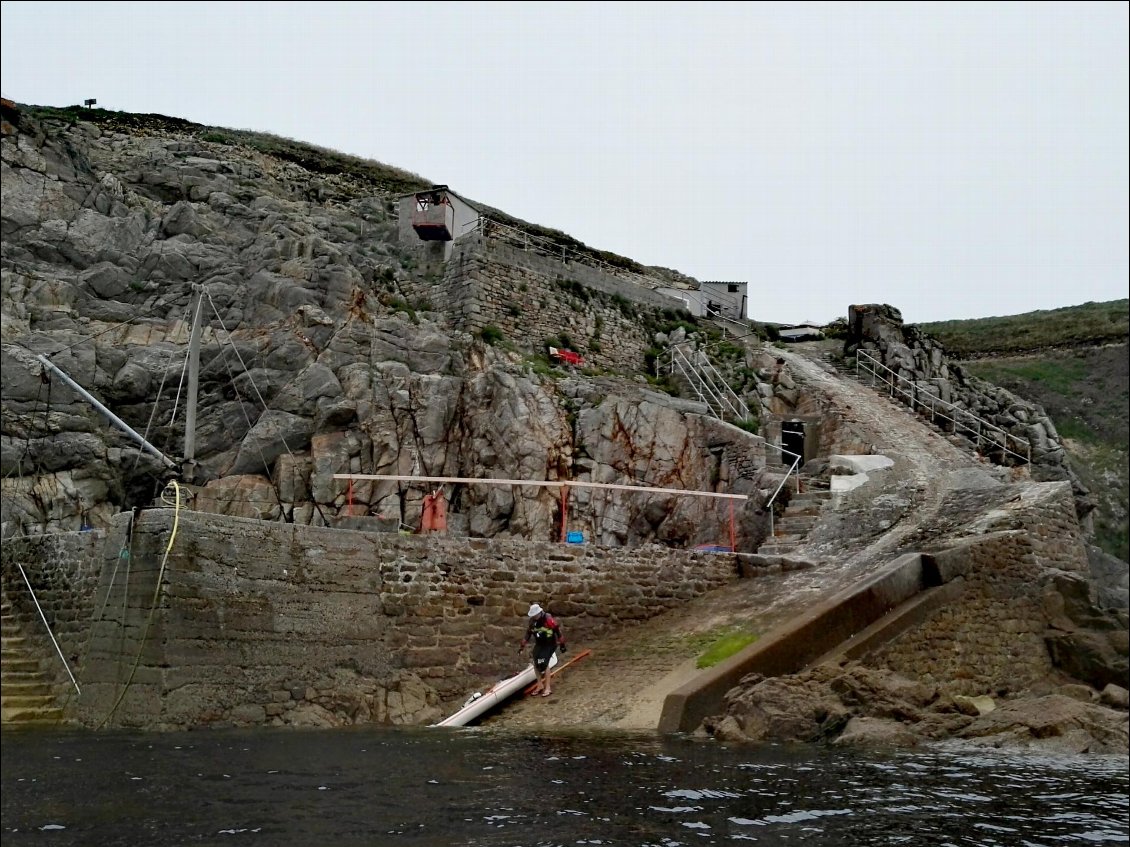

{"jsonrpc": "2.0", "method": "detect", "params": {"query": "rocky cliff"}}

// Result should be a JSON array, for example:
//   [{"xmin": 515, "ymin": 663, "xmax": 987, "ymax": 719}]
[{"xmin": 1, "ymin": 103, "xmax": 779, "ymax": 548}]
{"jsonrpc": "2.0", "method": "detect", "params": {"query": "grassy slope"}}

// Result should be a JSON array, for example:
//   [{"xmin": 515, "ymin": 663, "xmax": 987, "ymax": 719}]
[{"xmin": 920, "ymin": 301, "xmax": 1129, "ymax": 562}]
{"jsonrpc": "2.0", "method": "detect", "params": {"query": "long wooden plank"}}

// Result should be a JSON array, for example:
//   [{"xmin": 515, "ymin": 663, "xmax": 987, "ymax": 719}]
[{"xmin": 333, "ymin": 474, "xmax": 747, "ymax": 500}]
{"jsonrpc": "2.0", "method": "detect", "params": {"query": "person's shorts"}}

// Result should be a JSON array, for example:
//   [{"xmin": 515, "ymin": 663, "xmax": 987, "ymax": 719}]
[{"xmin": 534, "ymin": 653, "xmax": 553, "ymax": 672}]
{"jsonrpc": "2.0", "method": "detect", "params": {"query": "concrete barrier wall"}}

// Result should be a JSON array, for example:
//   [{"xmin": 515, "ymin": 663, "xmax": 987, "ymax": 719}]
[
  {"xmin": 658, "ymin": 480, "xmax": 1092, "ymax": 732},
  {"xmin": 3, "ymin": 508, "xmax": 738, "ymax": 730},
  {"xmin": 658, "ymin": 552, "xmax": 931, "ymax": 732}
]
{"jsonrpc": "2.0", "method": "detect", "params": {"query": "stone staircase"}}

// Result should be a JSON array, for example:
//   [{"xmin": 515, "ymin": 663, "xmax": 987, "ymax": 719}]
[
  {"xmin": 1, "ymin": 593, "xmax": 66, "ymax": 728},
  {"xmin": 756, "ymin": 475, "xmax": 833, "ymax": 556}
]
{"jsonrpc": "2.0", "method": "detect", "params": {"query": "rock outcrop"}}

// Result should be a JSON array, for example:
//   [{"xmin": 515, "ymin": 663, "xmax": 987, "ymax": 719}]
[
  {"xmin": 1, "ymin": 106, "xmax": 768, "ymax": 547},
  {"xmin": 703, "ymin": 663, "xmax": 1129, "ymax": 755},
  {"xmin": 843, "ymin": 303, "xmax": 1094, "ymax": 524}
]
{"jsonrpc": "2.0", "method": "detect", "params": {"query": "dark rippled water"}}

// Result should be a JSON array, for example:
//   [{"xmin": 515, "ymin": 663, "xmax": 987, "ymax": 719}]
[{"xmin": 1, "ymin": 726, "xmax": 1126, "ymax": 846}]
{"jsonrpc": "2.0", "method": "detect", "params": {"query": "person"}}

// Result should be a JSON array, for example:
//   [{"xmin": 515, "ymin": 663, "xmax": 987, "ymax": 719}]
[{"xmin": 518, "ymin": 603, "xmax": 566, "ymax": 697}]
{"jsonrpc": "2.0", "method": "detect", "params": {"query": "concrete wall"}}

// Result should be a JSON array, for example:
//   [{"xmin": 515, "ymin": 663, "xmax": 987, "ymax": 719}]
[
  {"xmin": 659, "ymin": 480, "xmax": 1094, "ymax": 731},
  {"xmin": 659, "ymin": 552, "xmax": 934, "ymax": 732},
  {"xmin": 6, "ymin": 508, "xmax": 738, "ymax": 730},
  {"xmin": 872, "ymin": 482, "xmax": 1090, "ymax": 695}
]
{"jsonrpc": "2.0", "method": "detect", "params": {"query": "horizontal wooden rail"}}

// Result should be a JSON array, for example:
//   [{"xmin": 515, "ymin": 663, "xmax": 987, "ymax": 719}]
[{"xmin": 333, "ymin": 474, "xmax": 748, "ymax": 500}]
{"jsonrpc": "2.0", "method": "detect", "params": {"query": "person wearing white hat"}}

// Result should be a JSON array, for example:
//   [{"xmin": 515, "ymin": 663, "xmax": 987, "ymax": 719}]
[{"xmin": 518, "ymin": 602, "xmax": 566, "ymax": 697}]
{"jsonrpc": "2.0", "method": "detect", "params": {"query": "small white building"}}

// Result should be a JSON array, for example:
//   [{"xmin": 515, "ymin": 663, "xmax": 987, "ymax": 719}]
[
  {"xmin": 397, "ymin": 185, "xmax": 481, "ymax": 260},
  {"xmin": 777, "ymin": 323, "xmax": 826, "ymax": 342},
  {"xmin": 656, "ymin": 280, "xmax": 748, "ymax": 321}
]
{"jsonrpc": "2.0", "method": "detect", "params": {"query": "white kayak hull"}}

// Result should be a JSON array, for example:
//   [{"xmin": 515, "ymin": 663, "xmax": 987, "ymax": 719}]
[{"xmin": 433, "ymin": 652, "xmax": 559, "ymax": 727}]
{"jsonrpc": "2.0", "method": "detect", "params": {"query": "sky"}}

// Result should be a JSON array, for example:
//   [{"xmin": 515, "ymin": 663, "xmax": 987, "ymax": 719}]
[{"xmin": 1, "ymin": 1, "xmax": 1127, "ymax": 325}]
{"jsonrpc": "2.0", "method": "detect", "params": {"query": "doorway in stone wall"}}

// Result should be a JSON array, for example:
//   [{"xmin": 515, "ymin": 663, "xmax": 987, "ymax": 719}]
[{"xmin": 782, "ymin": 421, "xmax": 805, "ymax": 467}]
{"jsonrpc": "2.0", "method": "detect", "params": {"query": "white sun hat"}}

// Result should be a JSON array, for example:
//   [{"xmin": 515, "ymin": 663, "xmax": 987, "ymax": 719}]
[{"xmin": 527, "ymin": 603, "xmax": 543, "ymax": 617}]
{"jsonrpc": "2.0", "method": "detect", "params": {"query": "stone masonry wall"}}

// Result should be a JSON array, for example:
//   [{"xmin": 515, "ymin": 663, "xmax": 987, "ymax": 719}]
[
  {"xmin": 1, "ymin": 527, "xmax": 109, "ymax": 703},
  {"xmin": 400, "ymin": 235, "xmax": 688, "ymax": 374},
  {"xmin": 869, "ymin": 481, "xmax": 1090, "ymax": 695},
  {"xmin": 19, "ymin": 508, "xmax": 737, "ymax": 730}
]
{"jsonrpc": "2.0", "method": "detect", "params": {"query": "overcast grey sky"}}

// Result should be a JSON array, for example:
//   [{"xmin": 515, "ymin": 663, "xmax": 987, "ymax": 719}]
[{"xmin": 2, "ymin": 1, "xmax": 1127, "ymax": 324}]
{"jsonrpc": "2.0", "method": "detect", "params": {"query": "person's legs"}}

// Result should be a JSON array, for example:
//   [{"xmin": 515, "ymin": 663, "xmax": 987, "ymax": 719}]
[{"xmin": 533, "ymin": 654, "xmax": 551, "ymax": 695}]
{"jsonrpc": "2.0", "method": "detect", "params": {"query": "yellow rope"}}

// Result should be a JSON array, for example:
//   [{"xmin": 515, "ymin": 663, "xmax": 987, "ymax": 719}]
[{"xmin": 97, "ymin": 481, "xmax": 182, "ymax": 728}]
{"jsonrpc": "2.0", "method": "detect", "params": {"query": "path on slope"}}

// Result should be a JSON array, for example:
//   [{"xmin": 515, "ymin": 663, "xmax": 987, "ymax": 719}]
[{"xmin": 481, "ymin": 341, "xmax": 1002, "ymax": 733}]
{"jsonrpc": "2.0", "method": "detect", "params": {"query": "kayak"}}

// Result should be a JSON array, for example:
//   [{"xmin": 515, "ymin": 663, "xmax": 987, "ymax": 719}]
[{"xmin": 433, "ymin": 652, "xmax": 559, "ymax": 727}]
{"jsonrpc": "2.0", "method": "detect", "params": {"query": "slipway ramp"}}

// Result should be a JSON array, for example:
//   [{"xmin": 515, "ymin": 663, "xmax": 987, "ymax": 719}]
[{"xmin": 658, "ymin": 551, "xmax": 966, "ymax": 733}]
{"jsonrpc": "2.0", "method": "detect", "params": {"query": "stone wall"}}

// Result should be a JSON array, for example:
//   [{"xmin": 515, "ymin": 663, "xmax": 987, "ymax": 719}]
[
  {"xmin": 1, "ymin": 527, "xmax": 109, "ymax": 701},
  {"xmin": 6, "ymin": 508, "xmax": 738, "ymax": 730},
  {"xmin": 869, "ymin": 481, "xmax": 1091, "ymax": 695},
  {"xmin": 399, "ymin": 235, "xmax": 688, "ymax": 374}
]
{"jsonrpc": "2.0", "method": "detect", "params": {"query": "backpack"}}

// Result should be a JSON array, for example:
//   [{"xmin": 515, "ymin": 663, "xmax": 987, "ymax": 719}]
[{"xmin": 533, "ymin": 615, "xmax": 557, "ymax": 642}]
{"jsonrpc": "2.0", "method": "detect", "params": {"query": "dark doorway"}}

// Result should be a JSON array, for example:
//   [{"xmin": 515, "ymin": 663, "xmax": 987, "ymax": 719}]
[{"xmin": 781, "ymin": 421, "xmax": 805, "ymax": 467}]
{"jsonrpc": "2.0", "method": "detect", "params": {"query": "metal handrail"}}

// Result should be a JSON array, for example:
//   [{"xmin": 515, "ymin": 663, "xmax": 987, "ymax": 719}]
[
  {"xmin": 665, "ymin": 343, "xmax": 750, "ymax": 422},
  {"xmin": 17, "ymin": 563, "xmax": 81, "ymax": 694},
  {"xmin": 764, "ymin": 450, "xmax": 802, "ymax": 539},
  {"xmin": 854, "ymin": 350, "xmax": 1031, "ymax": 464}
]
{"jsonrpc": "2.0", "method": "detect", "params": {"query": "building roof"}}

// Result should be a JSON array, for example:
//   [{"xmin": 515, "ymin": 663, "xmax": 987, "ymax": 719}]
[{"xmin": 398, "ymin": 185, "xmax": 481, "ymax": 213}]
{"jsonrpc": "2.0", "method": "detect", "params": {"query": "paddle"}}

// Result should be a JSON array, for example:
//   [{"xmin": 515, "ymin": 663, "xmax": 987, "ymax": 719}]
[{"xmin": 522, "ymin": 649, "xmax": 592, "ymax": 696}]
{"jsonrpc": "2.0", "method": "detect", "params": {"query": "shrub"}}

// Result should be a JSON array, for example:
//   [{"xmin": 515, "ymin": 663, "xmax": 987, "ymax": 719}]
[{"xmin": 479, "ymin": 325, "xmax": 505, "ymax": 346}]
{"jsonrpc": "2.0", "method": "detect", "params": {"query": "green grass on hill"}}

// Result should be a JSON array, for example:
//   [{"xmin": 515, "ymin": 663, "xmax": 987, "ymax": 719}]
[
  {"xmin": 919, "ymin": 300, "xmax": 1128, "ymax": 359},
  {"xmin": 922, "ymin": 301, "xmax": 1128, "ymax": 563}
]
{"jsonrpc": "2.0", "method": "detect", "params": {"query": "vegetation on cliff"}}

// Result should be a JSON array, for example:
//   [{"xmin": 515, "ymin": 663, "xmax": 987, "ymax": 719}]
[{"xmin": 919, "ymin": 301, "xmax": 1129, "ymax": 562}]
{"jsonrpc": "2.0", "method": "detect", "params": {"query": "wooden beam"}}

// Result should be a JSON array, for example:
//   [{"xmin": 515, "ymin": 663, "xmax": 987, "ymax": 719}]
[{"xmin": 332, "ymin": 474, "xmax": 748, "ymax": 501}]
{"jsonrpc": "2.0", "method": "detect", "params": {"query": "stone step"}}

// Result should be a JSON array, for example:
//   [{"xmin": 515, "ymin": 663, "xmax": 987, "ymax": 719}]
[
  {"xmin": 777, "ymin": 516, "xmax": 820, "ymax": 532},
  {"xmin": 1, "ymin": 680, "xmax": 54, "ymax": 697},
  {"xmin": 2, "ymin": 635, "xmax": 30, "ymax": 648},
  {"xmin": 794, "ymin": 488, "xmax": 832, "ymax": 499},
  {"xmin": 1, "ymin": 693, "xmax": 59, "ymax": 709},
  {"xmin": 768, "ymin": 532, "xmax": 804, "ymax": 544},
  {"xmin": 757, "ymin": 543, "xmax": 800, "ymax": 555},
  {"xmin": 1, "ymin": 705, "xmax": 65, "ymax": 725},
  {"xmin": 0, "ymin": 657, "xmax": 42, "ymax": 673},
  {"xmin": 781, "ymin": 504, "xmax": 824, "ymax": 518},
  {"xmin": 1, "ymin": 668, "xmax": 53, "ymax": 683}
]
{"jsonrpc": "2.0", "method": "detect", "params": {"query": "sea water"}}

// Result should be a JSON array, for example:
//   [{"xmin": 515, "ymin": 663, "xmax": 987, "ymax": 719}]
[{"xmin": 2, "ymin": 725, "xmax": 1126, "ymax": 846}]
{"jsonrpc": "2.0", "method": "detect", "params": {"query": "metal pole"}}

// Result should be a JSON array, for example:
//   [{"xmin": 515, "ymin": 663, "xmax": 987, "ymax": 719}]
[
  {"xmin": 18, "ymin": 564, "xmax": 81, "ymax": 695},
  {"xmin": 183, "ymin": 285, "xmax": 204, "ymax": 479},
  {"xmin": 36, "ymin": 355, "xmax": 176, "ymax": 469}
]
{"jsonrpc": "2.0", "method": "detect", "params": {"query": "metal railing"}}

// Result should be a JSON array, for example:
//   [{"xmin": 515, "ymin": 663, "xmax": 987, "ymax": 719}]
[
  {"xmin": 17, "ymin": 563, "xmax": 81, "ymax": 694},
  {"xmin": 854, "ymin": 349, "xmax": 1031, "ymax": 465},
  {"xmin": 763, "ymin": 447, "xmax": 802, "ymax": 539},
  {"xmin": 664, "ymin": 342, "xmax": 750, "ymax": 423}
]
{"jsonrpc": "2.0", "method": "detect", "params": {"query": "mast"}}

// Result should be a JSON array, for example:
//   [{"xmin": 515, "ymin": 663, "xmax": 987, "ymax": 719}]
[{"xmin": 182, "ymin": 284, "xmax": 204, "ymax": 482}]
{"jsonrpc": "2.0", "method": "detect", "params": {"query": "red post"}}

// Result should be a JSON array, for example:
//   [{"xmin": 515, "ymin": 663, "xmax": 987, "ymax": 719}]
[{"xmin": 729, "ymin": 500, "xmax": 736, "ymax": 551}]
